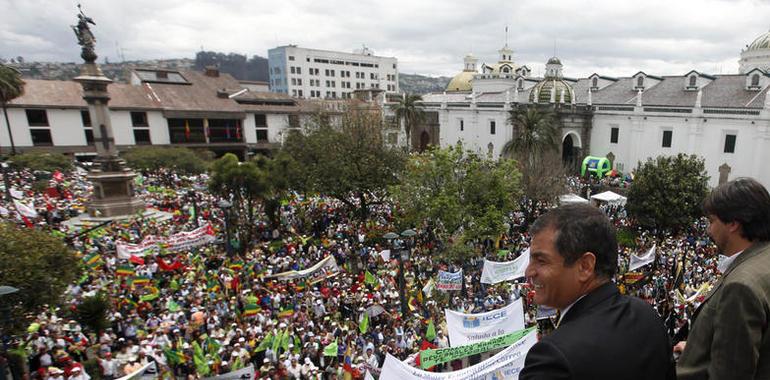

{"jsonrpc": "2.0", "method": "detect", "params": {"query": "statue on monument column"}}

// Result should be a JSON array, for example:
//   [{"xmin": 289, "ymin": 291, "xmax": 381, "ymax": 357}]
[{"xmin": 71, "ymin": 4, "xmax": 97, "ymax": 63}]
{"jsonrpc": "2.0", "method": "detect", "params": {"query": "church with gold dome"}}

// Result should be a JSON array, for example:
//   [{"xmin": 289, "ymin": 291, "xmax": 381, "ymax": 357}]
[{"xmin": 405, "ymin": 30, "xmax": 770, "ymax": 189}]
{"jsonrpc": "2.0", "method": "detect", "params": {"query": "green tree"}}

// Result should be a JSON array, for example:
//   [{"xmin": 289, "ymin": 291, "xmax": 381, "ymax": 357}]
[
  {"xmin": 389, "ymin": 94, "xmax": 425, "ymax": 150},
  {"xmin": 9, "ymin": 151, "xmax": 73, "ymax": 173},
  {"xmin": 253, "ymin": 151, "xmax": 299, "ymax": 230},
  {"xmin": 122, "ymin": 146, "xmax": 211, "ymax": 174},
  {"xmin": 0, "ymin": 63, "xmax": 24, "ymax": 155},
  {"xmin": 503, "ymin": 106, "xmax": 565, "ymax": 217},
  {"xmin": 0, "ymin": 223, "xmax": 80, "ymax": 334},
  {"xmin": 626, "ymin": 153, "xmax": 709, "ymax": 232},
  {"xmin": 74, "ymin": 292, "xmax": 110, "ymax": 336},
  {"xmin": 390, "ymin": 144, "xmax": 522, "ymax": 257},
  {"xmin": 208, "ymin": 153, "xmax": 270, "ymax": 254},
  {"xmin": 503, "ymin": 106, "xmax": 559, "ymax": 167},
  {"xmin": 282, "ymin": 107, "xmax": 406, "ymax": 220}
]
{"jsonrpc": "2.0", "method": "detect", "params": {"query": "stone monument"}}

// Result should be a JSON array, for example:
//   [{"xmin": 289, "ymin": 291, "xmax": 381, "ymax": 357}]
[{"xmin": 72, "ymin": 5, "xmax": 145, "ymax": 217}]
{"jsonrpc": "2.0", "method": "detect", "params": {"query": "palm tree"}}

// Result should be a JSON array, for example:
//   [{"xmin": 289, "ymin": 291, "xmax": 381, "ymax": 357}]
[
  {"xmin": 389, "ymin": 93, "xmax": 424, "ymax": 150},
  {"xmin": 0, "ymin": 63, "xmax": 25, "ymax": 155},
  {"xmin": 502, "ymin": 106, "xmax": 559, "ymax": 167}
]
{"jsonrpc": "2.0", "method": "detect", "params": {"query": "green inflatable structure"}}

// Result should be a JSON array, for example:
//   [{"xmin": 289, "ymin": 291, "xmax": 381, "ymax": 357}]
[{"xmin": 581, "ymin": 156, "xmax": 612, "ymax": 178}]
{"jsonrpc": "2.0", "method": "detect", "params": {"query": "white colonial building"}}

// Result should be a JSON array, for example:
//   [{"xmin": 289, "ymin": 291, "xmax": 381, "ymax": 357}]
[
  {"xmin": 0, "ymin": 66, "xmax": 362, "ymax": 159},
  {"xmin": 268, "ymin": 45, "xmax": 399, "ymax": 100},
  {"xmin": 403, "ymin": 31, "xmax": 770, "ymax": 189}
]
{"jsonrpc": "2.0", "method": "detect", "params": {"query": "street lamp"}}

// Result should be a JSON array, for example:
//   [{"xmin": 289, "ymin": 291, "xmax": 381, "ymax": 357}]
[
  {"xmin": 384, "ymin": 229, "xmax": 416, "ymax": 319},
  {"xmin": 186, "ymin": 189, "xmax": 199, "ymax": 228},
  {"xmin": 1, "ymin": 161, "xmax": 13, "ymax": 202},
  {"xmin": 218, "ymin": 199, "xmax": 232, "ymax": 256}
]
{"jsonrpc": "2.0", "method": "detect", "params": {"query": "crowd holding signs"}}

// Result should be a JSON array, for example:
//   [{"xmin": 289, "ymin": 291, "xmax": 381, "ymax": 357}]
[{"xmin": 0, "ymin": 164, "xmax": 738, "ymax": 380}]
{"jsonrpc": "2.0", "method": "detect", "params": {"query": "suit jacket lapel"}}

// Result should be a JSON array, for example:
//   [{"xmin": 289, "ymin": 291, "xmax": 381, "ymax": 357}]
[
  {"xmin": 698, "ymin": 241, "xmax": 770, "ymax": 308},
  {"xmin": 559, "ymin": 282, "xmax": 618, "ymax": 327}
]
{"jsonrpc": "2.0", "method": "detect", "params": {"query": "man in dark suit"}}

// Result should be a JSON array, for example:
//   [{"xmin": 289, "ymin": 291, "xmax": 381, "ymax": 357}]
[
  {"xmin": 676, "ymin": 178, "xmax": 770, "ymax": 379},
  {"xmin": 519, "ymin": 203, "xmax": 675, "ymax": 380}
]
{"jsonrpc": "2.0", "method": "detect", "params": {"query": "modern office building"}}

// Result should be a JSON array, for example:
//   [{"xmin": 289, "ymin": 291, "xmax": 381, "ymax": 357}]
[{"xmin": 268, "ymin": 45, "xmax": 398, "ymax": 100}]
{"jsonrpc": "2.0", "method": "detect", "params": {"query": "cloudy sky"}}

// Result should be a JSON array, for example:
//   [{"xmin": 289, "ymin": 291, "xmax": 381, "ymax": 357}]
[{"xmin": 1, "ymin": 0, "xmax": 769, "ymax": 78}]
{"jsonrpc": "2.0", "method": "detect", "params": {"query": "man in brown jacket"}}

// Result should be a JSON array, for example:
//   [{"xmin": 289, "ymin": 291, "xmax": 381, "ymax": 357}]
[{"xmin": 677, "ymin": 177, "xmax": 770, "ymax": 379}]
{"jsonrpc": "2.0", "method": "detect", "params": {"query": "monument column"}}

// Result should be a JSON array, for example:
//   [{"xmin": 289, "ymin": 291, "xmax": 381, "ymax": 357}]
[{"xmin": 72, "ymin": 5, "xmax": 145, "ymax": 217}]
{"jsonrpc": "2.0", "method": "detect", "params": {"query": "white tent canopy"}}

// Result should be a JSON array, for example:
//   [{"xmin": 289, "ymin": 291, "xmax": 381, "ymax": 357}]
[
  {"xmin": 590, "ymin": 191, "xmax": 627, "ymax": 206},
  {"xmin": 559, "ymin": 193, "xmax": 589, "ymax": 205}
]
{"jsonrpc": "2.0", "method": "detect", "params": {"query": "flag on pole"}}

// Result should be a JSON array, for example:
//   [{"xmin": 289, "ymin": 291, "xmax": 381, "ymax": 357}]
[
  {"xmin": 116, "ymin": 265, "xmax": 135, "ymax": 276},
  {"xmin": 425, "ymin": 319, "xmax": 436, "ymax": 342},
  {"xmin": 359, "ymin": 313, "xmax": 369, "ymax": 334},
  {"xmin": 243, "ymin": 303, "xmax": 260, "ymax": 317},
  {"xmin": 323, "ymin": 339, "xmax": 338, "ymax": 356},
  {"xmin": 364, "ymin": 271, "xmax": 377, "ymax": 286}
]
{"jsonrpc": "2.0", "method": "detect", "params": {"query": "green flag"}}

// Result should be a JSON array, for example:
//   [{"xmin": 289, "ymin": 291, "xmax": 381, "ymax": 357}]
[
  {"xmin": 365, "ymin": 271, "xmax": 377, "ymax": 286},
  {"xmin": 272, "ymin": 329, "xmax": 283, "ymax": 353},
  {"xmin": 169, "ymin": 279, "xmax": 180, "ymax": 291},
  {"xmin": 167, "ymin": 300, "xmax": 181, "ymax": 312},
  {"xmin": 425, "ymin": 319, "xmax": 436, "ymax": 342},
  {"xmin": 163, "ymin": 348, "xmax": 182, "ymax": 365},
  {"xmin": 232, "ymin": 355, "xmax": 243, "ymax": 370},
  {"xmin": 359, "ymin": 313, "xmax": 369, "ymax": 334},
  {"xmin": 192, "ymin": 341, "xmax": 210, "ymax": 376},
  {"xmin": 323, "ymin": 338, "xmax": 338, "ymax": 357},
  {"xmin": 255, "ymin": 332, "xmax": 273, "ymax": 352},
  {"xmin": 281, "ymin": 328, "xmax": 290, "ymax": 352}
]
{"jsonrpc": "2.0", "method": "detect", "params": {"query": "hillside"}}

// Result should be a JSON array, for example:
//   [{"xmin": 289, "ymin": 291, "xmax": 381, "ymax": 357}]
[{"xmin": 399, "ymin": 73, "xmax": 451, "ymax": 95}]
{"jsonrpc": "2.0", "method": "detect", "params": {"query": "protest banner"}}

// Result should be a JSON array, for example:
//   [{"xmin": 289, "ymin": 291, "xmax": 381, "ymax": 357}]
[
  {"xmin": 436, "ymin": 270, "xmax": 462, "ymax": 291},
  {"xmin": 445, "ymin": 298, "xmax": 525, "ymax": 347},
  {"xmin": 420, "ymin": 327, "xmax": 536, "ymax": 369},
  {"xmin": 116, "ymin": 362, "xmax": 155, "ymax": 380},
  {"xmin": 628, "ymin": 244, "xmax": 656, "ymax": 271},
  {"xmin": 264, "ymin": 255, "xmax": 340, "ymax": 284},
  {"xmin": 480, "ymin": 248, "xmax": 529, "ymax": 284},
  {"xmin": 116, "ymin": 224, "xmax": 215, "ymax": 259},
  {"xmin": 380, "ymin": 328, "xmax": 537, "ymax": 380},
  {"xmin": 201, "ymin": 365, "xmax": 254, "ymax": 380}
]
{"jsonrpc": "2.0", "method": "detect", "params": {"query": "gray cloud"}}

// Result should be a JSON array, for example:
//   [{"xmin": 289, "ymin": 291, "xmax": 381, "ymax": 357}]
[{"xmin": 1, "ymin": 0, "xmax": 768, "ymax": 78}]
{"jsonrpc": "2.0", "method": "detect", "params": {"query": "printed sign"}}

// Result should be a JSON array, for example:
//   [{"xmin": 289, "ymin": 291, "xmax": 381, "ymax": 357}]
[{"xmin": 445, "ymin": 299, "xmax": 525, "ymax": 347}]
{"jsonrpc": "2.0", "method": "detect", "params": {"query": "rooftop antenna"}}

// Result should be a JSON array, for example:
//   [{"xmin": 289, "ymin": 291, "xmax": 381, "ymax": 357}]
[{"xmin": 505, "ymin": 25, "xmax": 509, "ymax": 47}]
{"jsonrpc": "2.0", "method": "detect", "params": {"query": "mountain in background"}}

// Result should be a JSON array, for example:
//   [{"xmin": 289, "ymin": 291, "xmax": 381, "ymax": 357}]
[
  {"xmin": 6, "ymin": 52, "xmax": 450, "ymax": 94},
  {"xmin": 399, "ymin": 73, "xmax": 450, "ymax": 95}
]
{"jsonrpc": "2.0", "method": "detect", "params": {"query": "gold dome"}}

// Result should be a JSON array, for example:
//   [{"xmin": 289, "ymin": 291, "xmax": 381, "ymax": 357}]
[{"xmin": 446, "ymin": 71, "xmax": 475, "ymax": 92}]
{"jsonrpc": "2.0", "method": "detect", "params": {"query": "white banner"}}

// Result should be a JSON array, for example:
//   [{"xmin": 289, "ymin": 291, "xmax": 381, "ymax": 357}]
[
  {"xmin": 116, "ymin": 362, "xmax": 155, "ymax": 380},
  {"xmin": 201, "ymin": 365, "xmax": 254, "ymax": 380},
  {"xmin": 629, "ymin": 244, "xmax": 656, "ymax": 271},
  {"xmin": 380, "ymin": 249, "xmax": 391, "ymax": 262},
  {"xmin": 13, "ymin": 199, "xmax": 38, "ymax": 218},
  {"xmin": 116, "ymin": 224, "xmax": 215, "ymax": 259},
  {"xmin": 480, "ymin": 249, "xmax": 529, "ymax": 284},
  {"xmin": 264, "ymin": 255, "xmax": 340, "ymax": 284},
  {"xmin": 380, "ymin": 328, "xmax": 537, "ymax": 380},
  {"xmin": 445, "ymin": 298, "xmax": 525, "ymax": 347},
  {"xmin": 437, "ymin": 270, "xmax": 463, "ymax": 291}
]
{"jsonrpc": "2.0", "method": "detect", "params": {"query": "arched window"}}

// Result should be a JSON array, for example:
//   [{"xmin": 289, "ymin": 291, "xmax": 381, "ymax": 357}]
[
  {"xmin": 752, "ymin": 74, "xmax": 760, "ymax": 86},
  {"xmin": 518, "ymin": 79, "xmax": 523, "ymax": 89},
  {"xmin": 592, "ymin": 77, "xmax": 598, "ymax": 88},
  {"xmin": 637, "ymin": 76, "xmax": 644, "ymax": 87},
  {"xmin": 502, "ymin": 67, "xmax": 509, "ymax": 73},
  {"xmin": 689, "ymin": 75, "xmax": 697, "ymax": 87}
]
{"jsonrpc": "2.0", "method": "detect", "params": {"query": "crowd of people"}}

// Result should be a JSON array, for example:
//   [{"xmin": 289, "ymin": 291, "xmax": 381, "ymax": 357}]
[{"xmin": 0, "ymin": 165, "xmax": 729, "ymax": 379}]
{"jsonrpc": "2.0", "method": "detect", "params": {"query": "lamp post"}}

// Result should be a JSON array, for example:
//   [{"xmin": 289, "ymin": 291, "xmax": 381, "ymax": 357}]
[
  {"xmin": 1, "ymin": 161, "xmax": 12, "ymax": 202},
  {"xmin": 0, "ymin": 285, "xmax": 19, "ymax": 338},
  {"xmin": 384, "ymin": 229, "xmax": 416, "ymax": 319},
  {"xmin": 218, "ymin": 200, "xmax": 232, "ymax": 256},
  {"xmin": 187, "ymin": 189, "xmax": 199, "ymax": 228}
]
